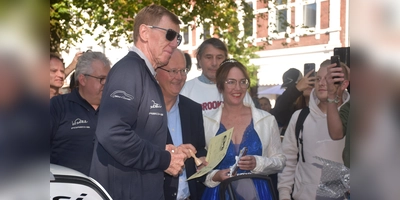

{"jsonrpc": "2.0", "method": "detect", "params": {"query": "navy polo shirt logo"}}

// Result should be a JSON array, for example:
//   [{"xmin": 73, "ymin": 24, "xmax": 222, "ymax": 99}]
[
  {"xmin": 150, "ymin": 100, "xmax": 162, "ymax": 109},
  {"xmin": 71, "ymin": 118, "xmax": 90, "ymax": 129},
  {"xmin": 149, "ymin": 100, "xmax": 163, "ymax": 116},
  {"xmin": 110, "ymin": 90, "xmax": 134, "ymax": 101}
]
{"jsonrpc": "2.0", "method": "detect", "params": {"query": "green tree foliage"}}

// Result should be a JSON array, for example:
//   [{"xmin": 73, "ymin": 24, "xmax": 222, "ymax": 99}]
[{"xmin": 50, "ymin": 0, "xmax": 270, "ymax": 87}]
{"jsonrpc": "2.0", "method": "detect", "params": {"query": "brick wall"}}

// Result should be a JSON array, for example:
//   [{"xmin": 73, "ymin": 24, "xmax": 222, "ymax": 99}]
[
  {"xmin": 253, "ymin": 0, "xmax": 347, "ymax": 50},
  {"xmin": 340, "ymin": 0, "xmax": 347, "ymax": 46}
]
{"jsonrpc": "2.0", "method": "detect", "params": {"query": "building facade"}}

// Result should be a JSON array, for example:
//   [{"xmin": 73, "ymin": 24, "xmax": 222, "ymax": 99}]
[
  {"xmin": 252, "ymin": 0, "xmax": 349, "ymax": 86},
  {"xmin": 62, "ymin": 0, "xmax": 349, "ymax": 104}
]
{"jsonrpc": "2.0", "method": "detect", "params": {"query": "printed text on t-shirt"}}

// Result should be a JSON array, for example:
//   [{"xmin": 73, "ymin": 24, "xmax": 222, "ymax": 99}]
[{"xmin": 202, "ymin": 101, "xmax": 223, "ymax": 110}]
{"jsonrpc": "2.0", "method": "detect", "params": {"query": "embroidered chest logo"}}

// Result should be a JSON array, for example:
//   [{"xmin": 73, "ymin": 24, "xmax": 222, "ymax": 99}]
[
  {"xmin": 150, "ymin": 100, "xmax": 162, "ymax": 109},
  {"xmin": 71, "ymin": 118, "xmax": 90, "ymax": 129},
  {"xmin": 110, "ymin": 90, "xmax": 134, "ymax": 101},
  {"xmin": 149, "ymin": 100, "xmax": 163, "ymax": 116}
]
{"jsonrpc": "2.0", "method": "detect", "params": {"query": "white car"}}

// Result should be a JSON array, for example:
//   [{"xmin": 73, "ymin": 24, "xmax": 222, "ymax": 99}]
[{"xmin": 50, "ymin": 164, "xmax": 112, "ymax": 200}]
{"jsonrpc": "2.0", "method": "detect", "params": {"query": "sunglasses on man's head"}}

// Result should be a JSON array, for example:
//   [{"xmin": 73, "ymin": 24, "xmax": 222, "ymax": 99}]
[{"xmin": 147, "ymin": 25, "xmax": 182, "ymax": 46}]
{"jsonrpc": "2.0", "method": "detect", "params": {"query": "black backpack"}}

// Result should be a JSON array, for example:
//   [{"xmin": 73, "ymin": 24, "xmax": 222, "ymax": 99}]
[{"xmin": 294, "ymin": 107, "xmax": 310, "ymax": 163}]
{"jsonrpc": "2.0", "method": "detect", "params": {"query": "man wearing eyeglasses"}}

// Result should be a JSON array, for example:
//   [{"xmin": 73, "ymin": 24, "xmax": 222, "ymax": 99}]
[
  {"xmin": 89, "ymin": 5, "xmax": 189, "ymax": 200},
  {"xmin": 155, "ymin": 49, "xmax": 207, "ymax": 200},
  {"xmin": 50, "ymin": 51, "xmax": 111, "ymax": 176}
]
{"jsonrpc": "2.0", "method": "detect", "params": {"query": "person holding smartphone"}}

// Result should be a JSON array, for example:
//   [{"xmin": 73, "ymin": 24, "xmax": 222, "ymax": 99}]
[
  {"xmin": 326, "ymin": 61, "xmax": 351, "ymax": 168},
  {"xmin": 270, "ymin": 67, "xmax": 316, "ymax": 135},
  {"xmin": 278, "ymin": 60, "xmax": 350, "ymax": 200}
]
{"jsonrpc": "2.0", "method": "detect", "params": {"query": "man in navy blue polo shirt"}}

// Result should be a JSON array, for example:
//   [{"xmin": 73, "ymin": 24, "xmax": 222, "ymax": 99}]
[
  {"xmin": 50, "ymin": 51, "xmax": 111, "ymax": 175},
  {"xmin": 89, "ymin": 5, "xmax": 189, "ymax": 200}
]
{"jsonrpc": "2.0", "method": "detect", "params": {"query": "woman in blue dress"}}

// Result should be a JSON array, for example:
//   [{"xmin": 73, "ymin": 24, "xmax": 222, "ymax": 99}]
[{"xmin": 202, "ymin": 59, "xmax": 286, "ymax": 200}]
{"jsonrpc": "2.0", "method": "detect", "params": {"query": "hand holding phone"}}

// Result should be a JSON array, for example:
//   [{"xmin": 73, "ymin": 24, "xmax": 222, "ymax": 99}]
[
  {"xmin": 302, "ymin": 63, "xmax": 316, "ymax": 87},
  {"xmin": 331, "ymin": 56, "xmax": 341, "ymax": 84},
  {"xmin": 304, "ymin": 63, "xmax": 315, "ymax": 78},
  {"xmin": 229, "ymin": 147, "xmax": 248, "ymax": 177}
]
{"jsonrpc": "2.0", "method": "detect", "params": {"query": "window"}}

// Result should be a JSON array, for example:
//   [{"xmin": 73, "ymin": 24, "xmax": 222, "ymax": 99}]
[
  {"xmin": 303, "ymin": 3, "xmax": 316, "ymax": 28},
  {"xmin": 275, "ymin": 0, "xmax": 287, "ymax": 5},
  {"xmin": 244, "ymin": 1, "xmax": 254, "ymax": 37},
  {"xmin": 276, "ymin": 9, "xmax": 288, "ymax": 32},
  {"xmin": 183, "ymin": 25, "xmax": 189, "ymax": 44},
  {"xmin": 203, "ymin": 24, "xmax": 211, "ymax": 39}
]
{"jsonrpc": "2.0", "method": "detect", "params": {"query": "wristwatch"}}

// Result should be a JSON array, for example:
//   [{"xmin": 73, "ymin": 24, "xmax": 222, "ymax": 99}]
[{"xmin": 327, "ymin": 95, "xmax": 340, "ymax": 103}]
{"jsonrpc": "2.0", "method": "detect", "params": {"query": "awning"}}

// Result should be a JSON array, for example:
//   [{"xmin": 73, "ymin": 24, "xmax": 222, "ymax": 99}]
[{"xmin": 258, "ymin": 85, "xmax": 285, "ymax": 95}]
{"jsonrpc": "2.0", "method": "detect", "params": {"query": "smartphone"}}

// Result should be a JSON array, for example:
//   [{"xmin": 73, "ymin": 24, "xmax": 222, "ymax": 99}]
[
  {"xmin": 304, "ymin": 63, "xmax": 315, "ymax": 77},
  {"xmin": 230, "ymin": 147, "xmax": 248, "ymax": 177},
  {"xmin": 334, "ymin": 47, "xmax": 350, "ymax": 93},
  {"xmin": 331, "ymin": 56, "xmax": 341, "ymax": 84},
  {"xmin": 334, "ymin": 47, "xmax": 350, "ymax": 68},
  {"xmin": 304, "ymin": 63, "xmax": 315, "ymax": 87}
]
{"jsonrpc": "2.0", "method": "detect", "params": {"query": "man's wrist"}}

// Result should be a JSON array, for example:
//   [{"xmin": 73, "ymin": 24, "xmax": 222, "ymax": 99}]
[
  {"xmin": 67, "ymin": 62, "xmax": 77, "ymax": 68},
  {"xmin": 327, "ymin": 95, "xmax": 340, "ymax": 103}
]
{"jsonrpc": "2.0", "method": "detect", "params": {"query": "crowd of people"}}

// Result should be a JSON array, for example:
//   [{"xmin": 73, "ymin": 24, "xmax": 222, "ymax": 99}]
[{"xmin": 50, "ymin": 4, "xmax": 350, "ymax": 200}]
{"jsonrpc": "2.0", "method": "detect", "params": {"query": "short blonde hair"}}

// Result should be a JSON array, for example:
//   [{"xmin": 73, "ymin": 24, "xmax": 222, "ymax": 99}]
[{"xmin": 320, "ymin": 59, "xmax": 349, "ymax": 80}]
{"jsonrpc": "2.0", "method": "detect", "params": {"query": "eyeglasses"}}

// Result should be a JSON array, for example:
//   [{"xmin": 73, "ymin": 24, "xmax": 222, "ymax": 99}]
[
  {"xmin": 156, "ymin": 67, "xmax": 189, "ymax": 77},
  {"xmin": 84, "ymin": 74, "xmax": 107, "ymax": 85},
  {"xmin": 225, "ymin": 79, "xmax": 249, "ymax": 89},
  {"xmin": 147, "ymin": 25, "xmax": 182, "ymax": 46}
]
